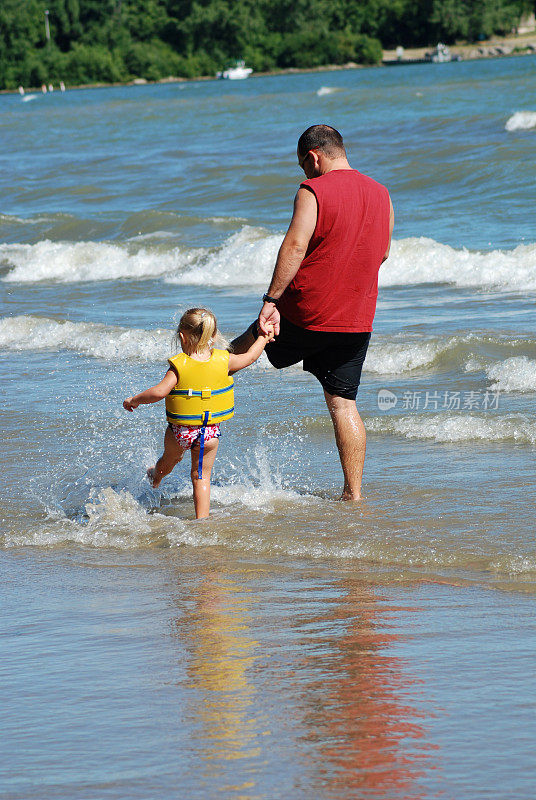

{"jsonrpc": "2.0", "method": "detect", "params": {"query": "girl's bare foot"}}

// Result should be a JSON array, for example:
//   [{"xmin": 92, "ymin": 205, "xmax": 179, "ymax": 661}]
[{"xmin": 147, "ymin": 466, "xmax": 161, "ymax": 488}]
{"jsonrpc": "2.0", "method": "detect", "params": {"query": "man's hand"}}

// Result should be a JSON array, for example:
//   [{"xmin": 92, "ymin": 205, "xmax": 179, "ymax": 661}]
[{"xmin": 259, "ymin": 301, "xmax": 280, "ymax": 336}]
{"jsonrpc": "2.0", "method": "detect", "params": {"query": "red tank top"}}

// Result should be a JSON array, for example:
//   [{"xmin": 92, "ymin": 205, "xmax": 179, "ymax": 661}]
[{"xmin": 277, "ymin": 169, "xmax": 390, "ymax": 332}]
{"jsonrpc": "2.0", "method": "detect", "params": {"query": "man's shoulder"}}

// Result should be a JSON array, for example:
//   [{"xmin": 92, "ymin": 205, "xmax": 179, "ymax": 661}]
[
  {"xmin": 304, "ymin": 170, "xmax": 389, "ymax": 198},
  {"xmin": 350, "ymin": 169, "xmax": 389, "ymax": 194}
]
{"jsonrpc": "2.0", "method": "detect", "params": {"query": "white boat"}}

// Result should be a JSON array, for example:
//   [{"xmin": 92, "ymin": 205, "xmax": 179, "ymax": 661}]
[
  {"xmin": 429, "ymin": 43, "xmax": 461, "ymax": 63},
  {"xmin": 217, "ymin": 60, "xmax": 253, "ymax": 80}
]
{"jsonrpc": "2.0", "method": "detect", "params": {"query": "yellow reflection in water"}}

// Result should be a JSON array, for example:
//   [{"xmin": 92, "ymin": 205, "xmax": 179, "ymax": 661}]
[{"xmin": 179, "ymin": 572, "xmax": 261, "ymax": 787}]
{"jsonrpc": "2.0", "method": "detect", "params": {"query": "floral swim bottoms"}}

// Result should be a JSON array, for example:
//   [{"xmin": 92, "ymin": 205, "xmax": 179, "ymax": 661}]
[{"xmin": 170, "ymin": 423, "xmax": 221, "ymax": 450}]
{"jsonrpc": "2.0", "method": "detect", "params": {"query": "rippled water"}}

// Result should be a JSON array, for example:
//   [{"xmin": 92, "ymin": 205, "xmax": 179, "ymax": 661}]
[{"xmin": 2, "ymin": 56, "xmax": 536, "ymax": 798}]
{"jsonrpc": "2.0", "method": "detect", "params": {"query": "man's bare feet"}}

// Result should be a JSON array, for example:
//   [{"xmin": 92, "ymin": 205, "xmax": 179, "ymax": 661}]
[
  {"xmin": 339, "ymin": 490, "xmax": 361, "ymax": 502},
  {"xmin": 147, "ymin": 466, "xmax": 161, "ymax": 488}
]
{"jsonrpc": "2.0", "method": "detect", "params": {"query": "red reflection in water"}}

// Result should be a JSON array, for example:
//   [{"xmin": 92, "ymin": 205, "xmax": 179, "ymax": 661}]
[{"xmin": 300, "ymin": 581, "xmax": 440, "ymax": 799}]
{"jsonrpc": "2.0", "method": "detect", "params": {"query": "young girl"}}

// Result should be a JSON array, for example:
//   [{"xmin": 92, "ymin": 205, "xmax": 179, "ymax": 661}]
[{"xmin": 123, "ymin": 307, "xmax": 273, "ymax": 519}]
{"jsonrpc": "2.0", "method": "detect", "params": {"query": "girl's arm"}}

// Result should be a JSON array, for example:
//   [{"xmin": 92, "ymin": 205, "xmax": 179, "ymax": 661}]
[
  {"xmin": 123, "ymin": 369, "xmax": 177, "ymax": 411},
  {"xmin": 228, "ymin": 328, "xmax": 274, "ymax": 375}
]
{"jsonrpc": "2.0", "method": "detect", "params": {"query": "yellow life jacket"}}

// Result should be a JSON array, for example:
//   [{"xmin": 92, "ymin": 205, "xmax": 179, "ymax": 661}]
[{"xmin": 165, "ymin": 348, "xmax": 234, "ymax": 426}]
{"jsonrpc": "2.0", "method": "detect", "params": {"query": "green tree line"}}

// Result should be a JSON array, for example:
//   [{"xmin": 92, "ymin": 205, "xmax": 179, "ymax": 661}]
[{"xmin": 0, "ymin": 0, "xmax": 533, "ymax": 89}]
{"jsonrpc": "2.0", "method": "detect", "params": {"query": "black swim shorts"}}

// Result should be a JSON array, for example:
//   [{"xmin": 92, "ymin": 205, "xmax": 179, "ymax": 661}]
[{"xmin": 261, "ymin": 315, "xmax": 371, "ymax": 400}]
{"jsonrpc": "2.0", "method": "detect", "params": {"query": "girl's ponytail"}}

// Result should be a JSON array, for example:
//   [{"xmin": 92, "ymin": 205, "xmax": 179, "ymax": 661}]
[
  {"xmin": 197, "ymin": 312, "xmax": 215, "ymax": 351},
  {"xmin": 177, "ymin": 307, "xmax": 227, "ymax": 353}
]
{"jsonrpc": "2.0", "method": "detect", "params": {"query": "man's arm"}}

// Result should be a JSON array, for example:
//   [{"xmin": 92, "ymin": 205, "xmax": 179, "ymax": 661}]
[
  {"xmin": 259, "ymin": 187, "xmax": 317, "ymax": 334},
  {"xmin": 382, "ymin": 196, "xmax": 395, "ymax": 263}
]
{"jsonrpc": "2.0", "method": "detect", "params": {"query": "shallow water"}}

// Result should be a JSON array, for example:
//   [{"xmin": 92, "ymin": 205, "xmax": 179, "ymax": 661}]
[
  {"xmin": 3, "ymin": 550, "xmax": 536, "ymax": 799},
  {"xmin": 1, "ymin": 56, "xmax": 536, "ymax": 798}
]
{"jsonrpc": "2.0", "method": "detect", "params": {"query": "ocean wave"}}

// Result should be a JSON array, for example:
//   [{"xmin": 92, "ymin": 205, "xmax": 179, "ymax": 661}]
[
  {"xmin": 486, "ymin": 357, "xmax": 536, "ymax": 393},
  {"xmin": 2, "ymin": 229, "xmax": 535, "ymax": 293},
  {"xmin": 2, "ymin": 488, "xmax": 192, "ymax": 549},
  {"xmin": 4, "ymin": 485, "xmax": 535, "ymax": 588},
  {"xmin": 1, "ymin": 429, "xmax": 533, "ymax": 581},
  {"xmin": 368, "ymin": 332, "xmax": 536, "ymax": 376},
  {"xmin": 164, "ymin": 226, "xmax": 280, "ymax": 286},
  {"xmin": 382, "ymin": 238, "xmax": 536, "ymax": 292},
  {"xmin": 0, "ymin": 239, "xmax": 201, "ymax": 283},
  {"xmin": 505, "ymin": 111, "xmax": 536, "ymax": 131},
  {"xmin": 4, "ymin": 316, "xmax": 535, "ymax": 384},
  {"xmin": 366, "ymin": 413, "xmax": 536, "ymax": 444},
  {"xmin": 0, "ymin": 213, "xmax": 58, "ymax": 226},
  {"xmin": 0, "ymin": 315, "xmax": 171, "ymax": 361},
  {"xmin": 367, "ymin": 335, "xmax": 463, "ymax": 374},
  {"xmin": 0, "ymin": 313, "xmax": 448, "ymax": 373},
  {"xmin": 316, "ymin": 86, "xmax": 340, "ymax": 96},
  {"xmin": 0, "ymin": 314, "xmax": 276, "ymax": 368}
]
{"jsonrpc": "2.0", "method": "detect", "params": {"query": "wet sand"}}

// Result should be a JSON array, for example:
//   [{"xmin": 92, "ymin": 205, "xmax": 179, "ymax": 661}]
[{"xmin": 3, "ymin": 547, "xmax": 535, "ymax": 800}]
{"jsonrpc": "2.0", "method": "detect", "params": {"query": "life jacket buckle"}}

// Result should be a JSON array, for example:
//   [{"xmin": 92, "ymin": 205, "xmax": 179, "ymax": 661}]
[
  {"xmin": 201, "ymin": 389, "xmax": 211, "ymax": 400},
  {"xmin": 187, "ymin": 388, "xmax": 193, "ymax": 397}
]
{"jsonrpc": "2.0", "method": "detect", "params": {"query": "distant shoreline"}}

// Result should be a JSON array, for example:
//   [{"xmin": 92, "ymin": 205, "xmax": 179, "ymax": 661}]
[
  {"xmin": 381, "ymin": 30, "xmax": 536, "ymax": 64},
  {"xmin": 2, "ymin": 31, "xmax": 535, "ymax": 95}
]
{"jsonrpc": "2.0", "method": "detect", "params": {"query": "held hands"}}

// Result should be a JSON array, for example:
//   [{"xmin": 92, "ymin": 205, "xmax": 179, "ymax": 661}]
[
  {"xmin": 259, "ymin": 301, "xmax": 280, "ymax": 337},
  {"xmin": 262, "ymin": 321, "xmax": 275, "ymax": 343},
  {"xmin": 123, "ymin": 396, "xmax": 139, "ymax": 412}
]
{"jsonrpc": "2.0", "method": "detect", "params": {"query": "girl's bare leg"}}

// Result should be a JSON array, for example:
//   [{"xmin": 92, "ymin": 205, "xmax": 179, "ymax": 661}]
[
  {"xmin": 190, "ymin": 438, "xmax": 219, "ymax": 519},
  {"xmin": 148, "ymin": 426, "xmax": 186, "ymax": 488}
]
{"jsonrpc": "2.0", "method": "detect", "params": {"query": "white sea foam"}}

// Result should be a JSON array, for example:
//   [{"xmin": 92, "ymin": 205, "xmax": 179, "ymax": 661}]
[
  {"xmin": 3, "ymin": 488, "xmax": 198, "ymax": 549},
  {"xmin": 2, "ymin": 230, "xmax": 535, "ymax": 293},
  {"xmin": 3, "ymin": 448, "xmax": 317, "ymax": 548},
  {"xmin": 486, "ymin": 357, "xmax": 536, "ymax": 393},
  {"xmin": 505, "ymin": 111, "xmax": 536, "ymax": 131},
  {"xmin": 0, "ymin": 315, "xmax": 170, "ymax": 361},
  {"xmin": 5, "ymin": 316, "xmax": 529, "ymax": 383},
  {"xmin": 0, "ymin": 314, "xmax": 443, "ymax": 375},
  {"xmin": 5, "ymin": 480, "xmax": 535, "ymax": 584},
  {"xmin": 165, "ymin": 226, "xmax": 280, "ymax": 286},
  {"xmin": 367, "ymin": 413, "xmax": 536, "ymax": 444},
  {"xmin": 0, "ymin": 213, "xmax": 57, "ymax": 225},
  {"xmin": 367, "ymin": 338, "xmax": 451, "ymax": 374},
  {"xmin": 366, "ymin": 333, "xmax": 530, "ymax": 376},
  {"xmin": 382, "ymin": 238, "xmax": 536, "ymax": 292},
  {"xmin": 0, "ymin": 239, "xmax": 200, "ymax": 283},
  {"xmin": 317, "ymin": 86, "xmax": 339, "ymax": 96}
]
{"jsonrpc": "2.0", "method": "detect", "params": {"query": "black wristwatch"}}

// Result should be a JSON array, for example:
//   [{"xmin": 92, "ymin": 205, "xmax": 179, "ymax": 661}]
[{"xmin": 262, "ymin": 293, "xmax": 278, "ymax": 304}]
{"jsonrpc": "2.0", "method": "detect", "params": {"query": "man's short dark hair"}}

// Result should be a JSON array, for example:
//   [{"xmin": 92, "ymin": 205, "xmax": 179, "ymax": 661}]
[{"xmin": 297, "ymin": 125, "xmax": 346, "ymax": 159}]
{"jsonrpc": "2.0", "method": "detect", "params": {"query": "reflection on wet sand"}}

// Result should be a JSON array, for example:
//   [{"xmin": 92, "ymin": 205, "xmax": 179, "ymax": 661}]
[
  {"xmin": 172, "ymin": 568, "xmax": 439, "ymax": 799},
  {"xmin": 173, "ymin": 573, "xmax": 262, "ymax": 797},
  {"xmin": 300, "ymin": 580, "xmax": 439, "ymax": 799}
]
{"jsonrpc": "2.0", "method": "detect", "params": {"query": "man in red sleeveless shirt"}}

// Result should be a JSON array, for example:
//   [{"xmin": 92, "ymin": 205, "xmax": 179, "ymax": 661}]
[{"xmin": 234, "ymin": 125, "xmax": 394, "ymax": 501}]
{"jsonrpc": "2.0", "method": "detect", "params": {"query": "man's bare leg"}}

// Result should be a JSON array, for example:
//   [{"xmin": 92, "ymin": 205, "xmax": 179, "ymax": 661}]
[
  {"xmin": 229, "ymin": 323, "xmax": 256, "ymax": 355},
  {"xmin": 324, "ymin": 390, "xmax": 366, "ymax": 501}
]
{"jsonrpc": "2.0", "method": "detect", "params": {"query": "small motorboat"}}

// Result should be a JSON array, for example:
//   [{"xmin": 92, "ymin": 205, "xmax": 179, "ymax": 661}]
[
  {"xmin": 428, "ymin": 43, "xmax": 462, "ymax": 63},
  {"xmin": 217, "ymin": 60, "xmax": 253, "ymax": 80}
]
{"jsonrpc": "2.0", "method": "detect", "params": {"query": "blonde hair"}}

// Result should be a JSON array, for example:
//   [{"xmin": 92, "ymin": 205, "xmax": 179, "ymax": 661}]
[{"xmin": 176, "ymin": 307, "xmax": 228, "ymax": 354}]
